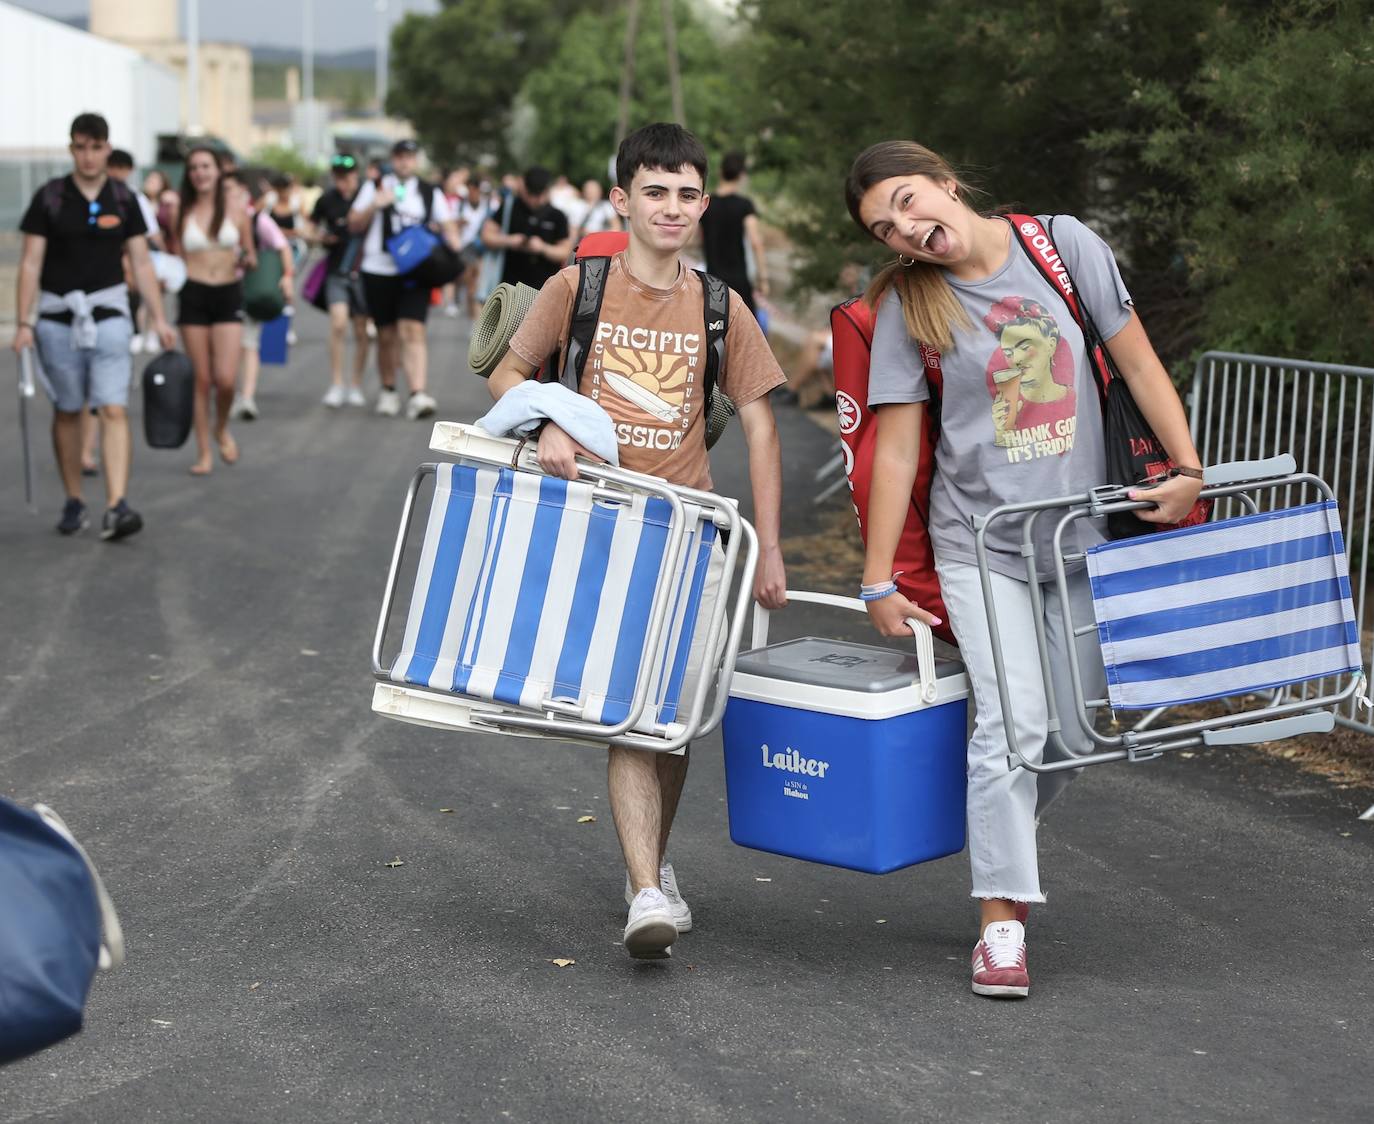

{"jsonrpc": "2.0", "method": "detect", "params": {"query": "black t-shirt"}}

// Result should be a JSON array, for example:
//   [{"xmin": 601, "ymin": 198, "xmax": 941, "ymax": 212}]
[
  {"xmin": 20, "ymin": 175, "xmax": 148, "ymax": 298},
  {"xmin": 311, "ymin": 187, "xmax": 357, "ymax": 273},
  {"xmin": 699, "ymin": 193, "xmax": 755, "ymax": 294},
  {"xmin": 500, "ymin": 196, "xmax": 570, "ymax": 289}
]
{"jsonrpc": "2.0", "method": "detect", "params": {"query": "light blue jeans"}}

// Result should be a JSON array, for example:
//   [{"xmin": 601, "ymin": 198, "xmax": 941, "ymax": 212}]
[{"xmin": 935, "ymin": 557, "xmax": 1107, "ymax": 904}]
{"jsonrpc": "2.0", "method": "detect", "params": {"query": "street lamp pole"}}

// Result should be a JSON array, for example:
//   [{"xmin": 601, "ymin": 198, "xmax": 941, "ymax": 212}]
[
  {"xmin": 303, "ymin": 0, "xmax": 316, "ymax": 161},
  {"xmin": 186, "ymin": 0, "xmax": 201, "ymax": 135},
  {"xmin": 375, "ymin": 0, "xmax": 389, "ymax": 117}
]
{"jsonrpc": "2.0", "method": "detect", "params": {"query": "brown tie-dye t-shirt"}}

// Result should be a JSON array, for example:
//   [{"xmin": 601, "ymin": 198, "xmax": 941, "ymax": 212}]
[{"xmin": 506, "ymin": 253, "xmax": 785, "ymax": 490}]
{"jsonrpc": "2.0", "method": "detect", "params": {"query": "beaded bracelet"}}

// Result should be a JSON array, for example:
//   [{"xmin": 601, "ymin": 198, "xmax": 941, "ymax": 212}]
[{"xmin": 859, "ymin": 583, "xmax": 898, "ymax": 602}]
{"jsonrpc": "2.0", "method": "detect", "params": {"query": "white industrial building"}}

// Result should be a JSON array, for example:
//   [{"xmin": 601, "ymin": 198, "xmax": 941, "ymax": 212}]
[{"xmin": 0, "ymin": 1, "xmax": 180, "ymax": 166}]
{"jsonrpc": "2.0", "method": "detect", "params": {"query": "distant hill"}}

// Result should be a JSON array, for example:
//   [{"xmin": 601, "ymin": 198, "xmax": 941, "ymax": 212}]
[
  {"xmin": 251, "ymin": 46, "xmax": 374, "ymax": 70},
  {"xmin": 54, "ymin": 17, "xmax": 376, "ymax": 71}
]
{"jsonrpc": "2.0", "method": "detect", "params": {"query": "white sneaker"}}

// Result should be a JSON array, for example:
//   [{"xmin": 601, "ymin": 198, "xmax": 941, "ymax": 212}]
[
  {"xmin": 375, "ymin": 388, "xmax": 401, "ymax": 417},
  {"xmin": 322, "ymin": 384, "xmax": 346, "ymax": 408},
  {"xmin": 624, "ymin": 888, "xmax": 677, "ymax": 960},
  {"xmin": 128, "ymin": 334, "xmax": 144, "ymax": 355},
  {"xmin": 238, "ymin": 395, "xmax": 259, "ymax": 421},
  {"xmin": 345, "ymin": 386, "xmax": 366, "ymax": 407},
  {"xmin": 624, "ymin": 862, "xmax": 692, "ymax": 932},
  {"xmin": 286, "ymin": 329, "xmax": 298, "ymax": 345},
  {"xmin": 228, "ymin": 393, "xmax": 248, "ymax": 420},
  {"xmin": 406, "ymin": 391, "xmax": 437, "ymax": 420}
]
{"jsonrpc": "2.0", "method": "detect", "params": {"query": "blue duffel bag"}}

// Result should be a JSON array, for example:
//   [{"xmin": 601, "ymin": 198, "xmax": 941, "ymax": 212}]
[{"xmin": 0, "ymin": 799, "xmax": 124, "ymax": 1066}]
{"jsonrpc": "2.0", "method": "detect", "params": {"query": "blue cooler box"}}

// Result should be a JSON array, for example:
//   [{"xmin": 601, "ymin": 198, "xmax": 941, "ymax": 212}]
[{"xmin": 722, "ymin": 624, "xmax": 969, "ymax": 874}]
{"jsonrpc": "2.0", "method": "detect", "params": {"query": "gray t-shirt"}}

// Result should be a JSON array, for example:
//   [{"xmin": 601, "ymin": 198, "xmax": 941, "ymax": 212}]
[{"xmin": 869, "ymin": 215, "xmax": 1133, "ymax": 581}]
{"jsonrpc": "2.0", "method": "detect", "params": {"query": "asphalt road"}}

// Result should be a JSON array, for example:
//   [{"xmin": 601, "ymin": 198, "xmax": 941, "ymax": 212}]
[{"xmin": 2, "ymin": 310, "xmax": 1372, "ymax": 1123}]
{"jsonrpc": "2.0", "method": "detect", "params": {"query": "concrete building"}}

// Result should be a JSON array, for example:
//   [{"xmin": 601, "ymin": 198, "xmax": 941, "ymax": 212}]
[
  {"xmin": 0, "ymin": 1, "xmax": 179, "ymax": 166},
  {"xmin": 90, "ymin": 0, "xmax": 255, "ymax": 155}
]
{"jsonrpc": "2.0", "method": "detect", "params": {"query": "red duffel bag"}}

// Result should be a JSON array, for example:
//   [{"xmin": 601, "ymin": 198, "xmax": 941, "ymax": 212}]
[{"xmin": 830, "ymin": 296, "xmax": 954, "ymax": 646}]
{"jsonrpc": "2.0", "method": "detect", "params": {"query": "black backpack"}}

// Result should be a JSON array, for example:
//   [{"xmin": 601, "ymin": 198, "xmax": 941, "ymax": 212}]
[
  {"xmin": 544, "ymin": 254, "xmax": 735, "ymax": 448},
  {"xmin": 42, "ymin": 175, "xmax": 139, "ymax": 231}
]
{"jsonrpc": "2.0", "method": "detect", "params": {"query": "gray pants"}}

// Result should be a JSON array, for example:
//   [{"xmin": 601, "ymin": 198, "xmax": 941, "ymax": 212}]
[{"xmin": 936, "ymin": 557, "xmax": 1107, "ymax": 904}]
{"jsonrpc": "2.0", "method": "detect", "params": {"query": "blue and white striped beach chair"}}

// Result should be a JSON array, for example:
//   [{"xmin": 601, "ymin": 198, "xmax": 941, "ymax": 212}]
[
  {"xmin": 371, "ymin": 423, "xmax": 757, "ymax": 752},
  {"xmin": 974, "ymin": 456, "xmax": 1367, "ymax": 771}
]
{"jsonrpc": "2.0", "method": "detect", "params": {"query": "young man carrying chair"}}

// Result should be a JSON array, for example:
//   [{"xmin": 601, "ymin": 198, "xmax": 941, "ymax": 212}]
[{"xmin": 487, "ymin": 124, "xmax": 789, "ymax": 960}]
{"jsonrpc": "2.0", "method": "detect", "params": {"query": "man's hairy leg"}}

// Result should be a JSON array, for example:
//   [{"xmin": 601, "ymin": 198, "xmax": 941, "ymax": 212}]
[
  {"xmin": 655, "ymin": 748, "xmax": 690, "ymax": 866},
  {"xmin": 608, "ymin": 746, "xmax": 663, "ymax": 893}
]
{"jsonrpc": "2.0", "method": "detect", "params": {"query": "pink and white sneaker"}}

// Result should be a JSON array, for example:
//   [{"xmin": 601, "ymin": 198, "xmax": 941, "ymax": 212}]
[{"xmin": 971, "ymin": 919, "xmax": 1029, "ymax": 999}]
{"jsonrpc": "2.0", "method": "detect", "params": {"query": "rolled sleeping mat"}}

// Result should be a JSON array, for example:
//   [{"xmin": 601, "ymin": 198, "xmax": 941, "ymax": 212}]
[{"xmin": 468, "ymin": 282, "xmax": 540, "ymax": 379}]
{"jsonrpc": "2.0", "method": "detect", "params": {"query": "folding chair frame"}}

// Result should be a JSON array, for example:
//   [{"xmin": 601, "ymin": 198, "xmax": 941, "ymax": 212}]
[
  {"xmin": 973, "ymin": 455, "xmax": 1364, "ymax": 772},
  {"xmin": 371, "ymin": 423, "xmax": 759, "ymax": 753}
]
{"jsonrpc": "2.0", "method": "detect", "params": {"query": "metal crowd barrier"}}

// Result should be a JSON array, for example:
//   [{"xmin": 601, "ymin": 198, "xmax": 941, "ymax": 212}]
[{"xmin": 1190, "ymin": 350, "xmax": 1374, "ymax": 736}]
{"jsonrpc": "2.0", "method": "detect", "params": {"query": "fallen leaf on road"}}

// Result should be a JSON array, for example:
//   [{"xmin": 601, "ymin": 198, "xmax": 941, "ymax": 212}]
[
  {"xmin": 148, "ymin": 675, "xmax": 163, "ymax": 682},
  {"xmin": 1178, "ymin": 751, "xmax": 1196, "ymax": 759},
  {"xmin": 300, "ymin": 648, "xmax": 320, "ymax": 657},
  {"xmin": 384, "ymin": 858, "xmax": 405, "ymax": 868},
  {"xmin": 550, "ymin": 958, "xmax": 576, "ymax": 968},
  {"xmin": 439, "ymin": 808, "xmax": 455, "ymax": 813},
  {"xmin": 249, "ymin": 982, "xmax": 261, "ymax": 991},
  {"xmin": 755, "ymin": 877, "xmax": 771, "ymax": 882},
  {"xmin": 151, "ymin": 1019, "xmax": 173, "ymax": 1027},
  {"xmin": 577, "ymin": 815, "xmax": 596, "ymax": 824},
  {"xmin": 875, "ymin": 919, "xmax": 888, "ymax": 924}
]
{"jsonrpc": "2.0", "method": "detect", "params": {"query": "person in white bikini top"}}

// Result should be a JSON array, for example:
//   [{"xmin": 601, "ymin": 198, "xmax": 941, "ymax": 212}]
[{"xmin": 180, "ymin": 214, "xmax": 240, "ymax": 254}]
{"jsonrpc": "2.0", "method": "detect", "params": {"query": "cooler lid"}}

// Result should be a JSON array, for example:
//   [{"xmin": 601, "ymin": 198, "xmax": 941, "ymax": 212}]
[{"xmin": 733, "ymin": 636, "xmax": 964, "ymax": 694}]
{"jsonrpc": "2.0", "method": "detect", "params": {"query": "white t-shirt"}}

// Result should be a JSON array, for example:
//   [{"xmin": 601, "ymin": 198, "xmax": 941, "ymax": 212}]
[
  {"xmin": 581, "ymin": 199, "xmax": 617, "ymax": 235},
  {"xmin": 457, "ymin": 196, "xmax": 488, "ymax": 249},
  {"xmin": 351, "ymin": 174, "xmax": 456, "ymax": 277},
  {"xmin": 133, "ymin": 190, "xmax": 159, "ymax": 240}
]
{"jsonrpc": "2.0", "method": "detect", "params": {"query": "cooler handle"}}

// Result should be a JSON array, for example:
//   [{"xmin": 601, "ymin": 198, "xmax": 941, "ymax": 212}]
[{"xmin": 751, "ymin": 590, "xmax": 939, "ymax": 705}]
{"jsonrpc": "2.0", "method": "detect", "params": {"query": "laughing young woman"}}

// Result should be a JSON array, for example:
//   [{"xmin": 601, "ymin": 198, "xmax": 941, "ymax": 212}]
[
  {"xmin": 176, "ymin": 146, "xmax": 255, "ymax": 475},
  {"xmin": 845, "ymin": 140, "xmax": 1204, "ymax": 999}
]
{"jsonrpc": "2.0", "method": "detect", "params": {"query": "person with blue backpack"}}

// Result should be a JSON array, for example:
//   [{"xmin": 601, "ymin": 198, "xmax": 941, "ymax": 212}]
[
  {"xmin": 349, "ymin": 139, "xmax": 461, "ymax": 421},
  {"xmin": 845, "ymin": 140, "xmax": 1204, "ymax": 1000}
]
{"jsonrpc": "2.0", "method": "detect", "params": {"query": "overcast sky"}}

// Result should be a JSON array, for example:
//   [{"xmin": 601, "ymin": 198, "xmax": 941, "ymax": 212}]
[{"xmin": 9, "ymin": 0, "xmax": 441, "ymax": 54}]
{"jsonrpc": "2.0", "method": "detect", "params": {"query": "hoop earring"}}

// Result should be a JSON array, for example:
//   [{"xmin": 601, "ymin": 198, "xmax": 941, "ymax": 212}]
[{"xmin": 898, "ymin": 254, "xmax": 916, "ymax": 268}]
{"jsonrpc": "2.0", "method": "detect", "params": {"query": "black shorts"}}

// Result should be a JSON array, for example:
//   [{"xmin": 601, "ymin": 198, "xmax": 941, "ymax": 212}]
[
  {"xmin": 361, "ymin": 272, "xmax": 431, "ymax": 327},
  {"xmin": 178, "ymin": 280, "xmax": 244, "ymax": 326}
]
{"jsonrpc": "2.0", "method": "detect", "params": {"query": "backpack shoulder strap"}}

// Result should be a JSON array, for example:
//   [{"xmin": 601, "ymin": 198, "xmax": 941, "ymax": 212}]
[
  {"xmin": 551, "ymin": 255, "xmax": 611, "ymax": 390},
  {"xmin": 916, "ymin": 340, "xmax": 944, "ymax": 437},
  {"xmin": 694, "ymin": 269, "xmax": 730, "ymax": 400},
  {"xmin": 42, "ymin": 176, "xmax": 68, "ymax": 225},
  {"xmin": 419, "ymin": 180, "xmax": 437, "ymax": 225},
  {"xmin": 106, "ymin": 178, "xmax": 137, "ymax": 227},
  {"xmin": 1006, "ymin": 212, "xmax": 1112, "ymax": 402}
]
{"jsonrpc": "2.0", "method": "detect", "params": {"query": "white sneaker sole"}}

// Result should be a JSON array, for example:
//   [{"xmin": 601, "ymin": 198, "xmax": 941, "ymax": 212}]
[
  {"xmin": 624, "ymin": 913, "xmax": 677, "ymax": 960},
  {"xmin": 623, "ymin": 885, "xmax": 692, "ymax": 932},
  {"xmin": 971, "ymin": 981, "xmax": 1029, "ymax": 999}
]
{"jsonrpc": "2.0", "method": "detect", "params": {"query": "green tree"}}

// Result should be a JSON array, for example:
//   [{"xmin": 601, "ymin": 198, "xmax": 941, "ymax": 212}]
[
  {"xmin": 1129, "ymin": 1, "xmax": 1374, "ymax": 363},
  {"xmin": 388, "ymin": 0, "xmax": 616, "ymax": 167},
  {"xmin": 516, "ymin": 1, "xmax": 745, "ymax": 185},
  {"xmin": 740, "ymin": 0, "xmax": 1235, "ymax": 361}
]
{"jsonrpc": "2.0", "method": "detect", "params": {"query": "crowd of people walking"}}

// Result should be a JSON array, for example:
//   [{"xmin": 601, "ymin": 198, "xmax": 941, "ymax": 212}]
[{"xmin": 11, "ymin": 118, "xmax": 678, "ymax": 535}]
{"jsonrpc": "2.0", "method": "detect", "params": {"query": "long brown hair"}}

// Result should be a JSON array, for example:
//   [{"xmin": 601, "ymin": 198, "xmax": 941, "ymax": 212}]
[
  {"xmin": 844, "ymin": 141, "xmax": 979, "ymax": 353},
  {"xmin": 177, "ymin": 146, "xmax": 226, "ymax": 249}
]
